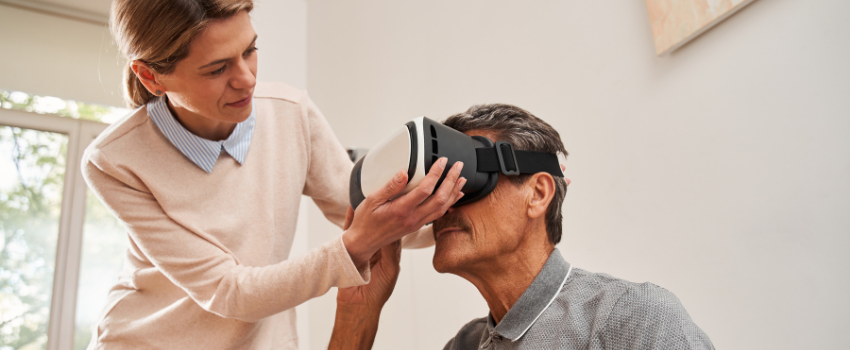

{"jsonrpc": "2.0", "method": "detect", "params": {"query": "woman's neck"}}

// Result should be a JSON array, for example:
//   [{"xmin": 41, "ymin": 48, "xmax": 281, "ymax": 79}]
[{"xmin": 166, "ymin": 98, "xmax": 236, "ymax": 141}]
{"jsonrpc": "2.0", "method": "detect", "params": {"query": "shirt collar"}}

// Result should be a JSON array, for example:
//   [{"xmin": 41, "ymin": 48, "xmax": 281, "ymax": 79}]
[
  {"xmin": 487, "ymin": 248, "xmax": 573, "ymax": 341},
  {"xmin": 147, "ymin": 95, "xmax": 255, "ymax": 173}
]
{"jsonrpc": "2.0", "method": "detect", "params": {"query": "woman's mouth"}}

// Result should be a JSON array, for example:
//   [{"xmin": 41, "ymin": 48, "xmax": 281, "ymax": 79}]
[{"xmin": 226, "ymin": 95, "xmax": 252, "ymax": 108}]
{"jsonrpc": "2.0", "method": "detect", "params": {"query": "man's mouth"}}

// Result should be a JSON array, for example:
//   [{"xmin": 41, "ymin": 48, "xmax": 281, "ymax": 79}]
[{"xmin": 435, "ymin": 228, "xmax": 465, "ymax": 240}]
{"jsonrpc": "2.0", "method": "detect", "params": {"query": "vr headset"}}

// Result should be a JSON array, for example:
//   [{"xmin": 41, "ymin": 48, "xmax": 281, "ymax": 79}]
[{"xmin": 349, "ymin": 117, "xmax": 564, "ymax": 209}]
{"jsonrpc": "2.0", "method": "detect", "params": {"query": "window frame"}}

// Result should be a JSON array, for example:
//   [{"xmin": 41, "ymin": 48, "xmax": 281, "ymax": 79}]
[{"xmin": 0, "ymin": 108, "xmax": 109, "ymax": 350}]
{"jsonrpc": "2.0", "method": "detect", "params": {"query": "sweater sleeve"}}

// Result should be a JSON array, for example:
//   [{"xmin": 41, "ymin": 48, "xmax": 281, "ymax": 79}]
[
  {"xmin": 81, "ymin": 148, "xmax": 369, "ymax": 323},
  {"xmin": 299, "ymin": 92, "xmax": 355, "ymax": 228},
  {"xmin": 298, "ymin": 92, "xmax": 436, "ymax": 249}
]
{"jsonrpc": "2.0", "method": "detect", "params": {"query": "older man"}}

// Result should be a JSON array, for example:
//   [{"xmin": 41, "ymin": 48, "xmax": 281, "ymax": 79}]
[{"xmin": 330, "ymin": 104, "xmax": 715, "ymax": 350}]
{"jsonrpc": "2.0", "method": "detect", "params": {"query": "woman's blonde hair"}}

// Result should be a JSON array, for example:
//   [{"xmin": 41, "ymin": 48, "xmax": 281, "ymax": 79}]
[{"xmin": 111, "ymin": 0, "xmax": 254, "ymax": 108}]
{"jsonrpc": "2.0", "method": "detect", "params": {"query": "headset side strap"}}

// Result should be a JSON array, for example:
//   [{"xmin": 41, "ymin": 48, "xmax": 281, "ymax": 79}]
[{"xmin": 475, "ymin": 146, "xmax": 563, "ymax": 177}]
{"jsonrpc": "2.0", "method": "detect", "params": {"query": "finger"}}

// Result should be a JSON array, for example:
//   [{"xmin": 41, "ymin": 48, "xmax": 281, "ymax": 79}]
[
  {"xmin": 560, "ymin": 164, "xmax": 566, "ymax": 172},
  {"xmin": 395, "ymin": 157, "xmax": 448, "ymax": 206},
  {"xmin": 415, "ymin": 161, "xmax": 464, "ymax": 215},
  {"xmin": 343, "ymin": 206, "xmax": 355, "ymax": 230},
  {"xmin": 365, "ymin": 171, "xmax": 408, "ymax": 208},
  {"xmin": 418, "ymin": 182, "xmax": 465, "ymax": 226}
]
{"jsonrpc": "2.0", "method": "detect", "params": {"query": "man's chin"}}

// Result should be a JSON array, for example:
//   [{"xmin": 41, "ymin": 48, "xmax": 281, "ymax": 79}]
[
  {"xmin": 432, "ymin": 240, "xmax": 468, "ymax": 274},
  {"xmin": 432, "ymin": 254, "xmax": 455, "ymax": 274}
]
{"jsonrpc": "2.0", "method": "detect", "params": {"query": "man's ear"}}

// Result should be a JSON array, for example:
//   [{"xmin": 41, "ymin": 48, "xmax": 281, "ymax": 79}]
[
  {"xmin": 527, "ymin": 173, "xmax": 555, "ymax": 219},
  {"xmin": 131, "ymin": 60, "xmax": 167, "ymax": 96}
]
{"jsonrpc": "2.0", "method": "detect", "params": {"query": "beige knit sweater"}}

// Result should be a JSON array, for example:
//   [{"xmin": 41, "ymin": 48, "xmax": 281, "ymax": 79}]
[{"xmin": 81, "ymin": 82, "xmax": 434, "ymax": 349}]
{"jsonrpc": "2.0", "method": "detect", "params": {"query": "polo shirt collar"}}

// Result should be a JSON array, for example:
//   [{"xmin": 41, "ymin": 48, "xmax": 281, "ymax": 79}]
[
  {"xmin": 487, "ymin": 248, "xmax": 573, "ymax": 341},
  {"xmin": 147, "ymin": 95, "xmax": 255, "ymax": 173}
]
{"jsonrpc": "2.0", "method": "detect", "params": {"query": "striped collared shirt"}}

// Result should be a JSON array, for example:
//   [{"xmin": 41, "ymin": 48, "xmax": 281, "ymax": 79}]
[{"xmin": 147, "ymin": 96, "xmax": 256, "ymax": 173}]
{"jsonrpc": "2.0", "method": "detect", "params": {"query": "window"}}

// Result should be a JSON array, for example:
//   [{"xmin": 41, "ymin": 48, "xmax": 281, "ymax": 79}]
[
  {"xmin": 0, "ymin": 126, "xmax": 68, "ymax": 349},
  {"xmin": 1, "ymin": 90, "xmax": 128, "ymax": 350}
]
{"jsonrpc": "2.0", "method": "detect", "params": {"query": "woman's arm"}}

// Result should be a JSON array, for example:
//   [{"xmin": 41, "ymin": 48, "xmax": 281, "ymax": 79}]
[
  {"xmin": 298, "ymin": 92, "xmax": 353, "ymax": 228},
  {"xmin": 82, "ymin": 151, "xmax": 368, "ymax": 323}
]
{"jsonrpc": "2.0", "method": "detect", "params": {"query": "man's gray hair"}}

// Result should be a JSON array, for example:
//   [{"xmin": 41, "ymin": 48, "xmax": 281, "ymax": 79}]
[{"xmin": 444, "ymin": 104, "xmax": 568, "ymax": 245}]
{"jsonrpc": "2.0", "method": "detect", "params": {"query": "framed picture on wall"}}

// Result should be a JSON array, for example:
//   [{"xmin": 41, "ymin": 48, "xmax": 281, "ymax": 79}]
[{"xmin": 646, "ymin": 0, "xmax": 757, "ymax": 55}]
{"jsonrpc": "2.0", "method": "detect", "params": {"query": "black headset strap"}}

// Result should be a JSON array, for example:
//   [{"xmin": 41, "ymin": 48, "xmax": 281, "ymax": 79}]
[{"xmin": 475, "ymin": 147, "xmax": 564, "ymax": 177}]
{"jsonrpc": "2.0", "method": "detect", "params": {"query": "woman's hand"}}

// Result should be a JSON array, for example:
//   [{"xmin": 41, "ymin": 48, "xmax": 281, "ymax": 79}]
[{"xmin": 343, "ymin": 157, "xmax": 466, "ymax": 269}]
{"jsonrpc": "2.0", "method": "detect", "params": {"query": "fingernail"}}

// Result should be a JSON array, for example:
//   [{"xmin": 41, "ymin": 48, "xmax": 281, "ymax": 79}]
[
  {"xmin": 458, "ymin": 177, "xmax": 467, "ymax": 189},
  {"xmin": 394, "ymin": 171, "xmax": 405, "ymax": 183},
  {"xmin": 455, "ymin": 161, "xmax": 464, "ymax": 171},
  {"xmin": 440, "ymin": 157, "xmax": 448, "ymax": 168}
]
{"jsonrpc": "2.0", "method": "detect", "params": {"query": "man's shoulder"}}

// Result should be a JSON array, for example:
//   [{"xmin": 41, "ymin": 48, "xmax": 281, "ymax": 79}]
[
  {"xmin": 560, "ymin": 267, "xmax": 635, "ymax": 306},
  {"xmin": 561, "ymin": 268, "xmax": 686, "ymax": 322},
  {"xmin": 565, "ymin": 267, "xmax": 674, "ymax": 300},
  {"xmin": 442, "ymin": 317, "xmax": 487, "ymax": 350},
  {"xmin": 565, "ymin": 268, "xmax": 715, "ymax": 349}
]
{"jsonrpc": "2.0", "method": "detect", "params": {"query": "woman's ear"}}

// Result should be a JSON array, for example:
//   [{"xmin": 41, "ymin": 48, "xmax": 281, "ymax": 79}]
[
  {"xmin": 527, "ymin": 173, "xmax": 555, "ymax": 219},
  {"xmin": 131, "ymin": 60, "xmax": 167, "ymax": 96}
]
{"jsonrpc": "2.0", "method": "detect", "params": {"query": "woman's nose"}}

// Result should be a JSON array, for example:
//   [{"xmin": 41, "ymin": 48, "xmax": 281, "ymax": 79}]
[{"xmin": 230, "ymin": 59, "xmax": 256, "ymax": 91}]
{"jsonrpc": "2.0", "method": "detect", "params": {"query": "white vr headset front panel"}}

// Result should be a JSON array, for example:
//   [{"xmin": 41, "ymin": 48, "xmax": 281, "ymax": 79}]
[{"xmin": 360, "ymin": 117, "xmax": 426, "ymax": 200}]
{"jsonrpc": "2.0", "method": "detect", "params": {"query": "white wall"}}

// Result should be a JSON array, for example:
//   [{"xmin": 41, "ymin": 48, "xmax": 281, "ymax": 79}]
[
  {"xmin": 0, "ymin": 5, "xmax": 124, "ymax": 107},
  {"xmin": 253, "ymin": 0, "xmax": 307, "ymax": 91},
  {"xmin": 305, "ymin": 1, "xmax": 850, "ymax": 349}
]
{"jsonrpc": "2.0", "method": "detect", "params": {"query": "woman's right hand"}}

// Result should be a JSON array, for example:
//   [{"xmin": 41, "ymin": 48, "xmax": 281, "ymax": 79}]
[{"xmin": 342, "ymin": 157, "xmax": 466, "ymax": 269}]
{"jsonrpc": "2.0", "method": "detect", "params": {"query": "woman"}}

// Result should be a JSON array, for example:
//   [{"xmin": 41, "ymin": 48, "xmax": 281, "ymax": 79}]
[{"xmin": 81, "ymin": 0, "xmax": 465, "ymax": 348}]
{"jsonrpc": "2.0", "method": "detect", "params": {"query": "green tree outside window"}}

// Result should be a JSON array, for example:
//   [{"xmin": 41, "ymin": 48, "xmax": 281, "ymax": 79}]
[{"xmin": 1, "ymin": 90, "xmax": 129, "ymax": 349}]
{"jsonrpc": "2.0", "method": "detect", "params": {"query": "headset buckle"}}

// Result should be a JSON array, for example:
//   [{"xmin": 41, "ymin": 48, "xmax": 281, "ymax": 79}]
[{"xmin": 494, "ymin": 141, "xmax": 520, "ymax": 176}]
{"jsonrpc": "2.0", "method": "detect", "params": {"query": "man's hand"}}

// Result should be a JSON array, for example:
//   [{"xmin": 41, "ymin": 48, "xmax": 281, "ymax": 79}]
[
  {"xmin": 329, "ymin": 208, "xmax": 402, "ymax": 350},
  {"xmin": 338, "ymin": 207, "xmax": 402, "ymax": 309}
]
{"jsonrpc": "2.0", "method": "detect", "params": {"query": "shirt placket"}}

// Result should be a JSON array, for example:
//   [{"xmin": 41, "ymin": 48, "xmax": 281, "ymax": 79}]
[{"xmin": 481, "ymin": 331, "xmax": 507, "ymax": 350}]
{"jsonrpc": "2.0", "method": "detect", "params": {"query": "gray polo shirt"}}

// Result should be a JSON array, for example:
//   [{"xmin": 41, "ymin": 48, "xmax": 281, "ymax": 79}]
[{"xmin": 443, "ymin": 249, "xmax": 715, "ymax": 350}]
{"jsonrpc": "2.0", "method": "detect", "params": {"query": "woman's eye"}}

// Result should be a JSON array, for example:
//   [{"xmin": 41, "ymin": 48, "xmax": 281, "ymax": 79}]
[
  {"xmin": 210, "ymin": 66, "xmax": 226, "ymax": 76},
  {"xmin": 244, "ymin": 47, "xmax": 258, "ymax": 57}
]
